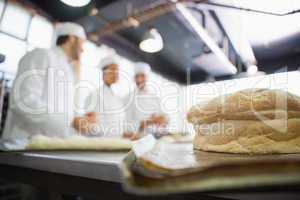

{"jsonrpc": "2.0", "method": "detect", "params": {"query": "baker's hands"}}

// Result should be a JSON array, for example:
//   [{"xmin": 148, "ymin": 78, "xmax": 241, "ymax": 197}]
[
  {"xmin": 139, "ymin": 114, "xmax": 168, "ymax": 131},
  {"xmin": 85, "ymin": 112, "xmax": 97, "ymax": 124},
  {"xmin": 72, "ymin": 112, "xmax": 98, "ymax": 134},
  {"xmin": 151, "ymin": 114, "xmax": 168, "ymax": 126}
]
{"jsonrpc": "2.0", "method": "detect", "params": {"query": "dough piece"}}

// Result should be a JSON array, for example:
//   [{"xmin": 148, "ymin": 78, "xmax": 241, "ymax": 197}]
[{"xmin": 26, "ymin": 135, "xmax": 131, "ymax": 150}]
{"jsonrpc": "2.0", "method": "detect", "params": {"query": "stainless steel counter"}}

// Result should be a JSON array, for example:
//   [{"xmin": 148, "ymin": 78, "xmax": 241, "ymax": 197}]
[
  {"xmin": 0, "ymin": 151, "xmax": 300, "ymax": 200},
  {"xmin": 0, "ymin": 151, "xmax": 128, "ymax": 183}
]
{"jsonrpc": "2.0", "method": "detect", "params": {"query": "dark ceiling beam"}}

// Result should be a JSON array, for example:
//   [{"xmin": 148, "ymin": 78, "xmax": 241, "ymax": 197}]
[
  {"xmin": 82, "ymin": 13, "xmax": 144, "ymax": 62},
  {"xmin": 88, "ymin": 0, "xmax": 208, "ymax": 40}
]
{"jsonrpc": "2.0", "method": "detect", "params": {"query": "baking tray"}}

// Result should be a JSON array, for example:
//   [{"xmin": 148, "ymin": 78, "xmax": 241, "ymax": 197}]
[{"xmin": 120, "ymin": 141, "xmax": 300, "ymax": 195}]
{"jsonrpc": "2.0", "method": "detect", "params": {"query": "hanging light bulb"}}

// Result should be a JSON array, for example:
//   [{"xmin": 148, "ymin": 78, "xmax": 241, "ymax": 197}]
[
  {"xmin": 235, "ymin": 64, "xmax": 265, "ymax": 78},
  {"xmin": 139, "ymin": 28, "xmax": 164, "ymax": 53},
  {"xmin": 60, "ymin": 0, "xmax": 91, "ymax": 7},
  {"xmin": 247, "ymin": 65, "xmax": 258, "ymax": 75}
]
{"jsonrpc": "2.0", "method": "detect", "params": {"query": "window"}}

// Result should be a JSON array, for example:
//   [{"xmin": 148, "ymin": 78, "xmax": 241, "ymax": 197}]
[
  {"xmin": 28, "ymin": 15, "xmax": 54, "ymax": 48},
  {"xmin": 232, "ymin": 0, "xmax": 300, "ymax": 15},
  {"xmin": 0, "ymin": 2, "xmax": 54, "ymax": 76},
  {"xmin": 0, "ymin": 3, "xmax": 31, "ymax": 39},
  {"xmin": 0, "ymin": 0, "xmax": 4, "ymax": 18},
  {"xmin": 213, "ymin": 0, "xmax": 300, "ymax": 45},
  {"xmin": 0, "ymin": 34, "xmax": 27, "ymax": 74}
]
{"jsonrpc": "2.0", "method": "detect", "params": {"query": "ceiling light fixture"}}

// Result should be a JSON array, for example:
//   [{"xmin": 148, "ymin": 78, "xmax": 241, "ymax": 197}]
[
  {"xmin": 128, "ymin": 17, "xmax": 140, "ymax": 27},
  {"xmin": 235, "ymin": 65, "xmax": 264, "ymax": 78},
  {"xmin": 247, "ymin": 65, "xmax": 258, "ymax": 75},
  {"xmin": 89, "ymin": 7, "xmax": 98, "ymax": 16},
  {"xmin": 60, "ymin": 0, "xmax": 91, "ymax": 7},
  {"xmin": 139, "ymin": 28, "xmax": 164, "ymax": 53}
]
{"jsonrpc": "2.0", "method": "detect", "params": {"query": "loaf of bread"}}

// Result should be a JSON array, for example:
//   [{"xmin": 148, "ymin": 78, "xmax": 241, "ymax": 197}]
[{"xmin": 187, "ymin": 89, "xmax": 300, "ymax": 154}]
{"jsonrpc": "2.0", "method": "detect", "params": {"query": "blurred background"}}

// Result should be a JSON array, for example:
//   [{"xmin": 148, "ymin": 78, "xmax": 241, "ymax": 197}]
[
  {"xmin": 0, "ymin": 0, "xmax": 299, "ymax": 134},
  {"xmin": 0, "ymin": 1, "xmax": 300, "ymax": 199}
]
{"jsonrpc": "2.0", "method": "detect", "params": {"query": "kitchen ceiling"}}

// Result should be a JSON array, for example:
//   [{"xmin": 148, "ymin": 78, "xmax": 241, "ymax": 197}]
[
  {"xmin": 26, "ymin": 0, "xmax": 300, "ymax": 84},
  {"xmin": 27, "ymin": 0, "xmax": 117, "ymax": 21}
]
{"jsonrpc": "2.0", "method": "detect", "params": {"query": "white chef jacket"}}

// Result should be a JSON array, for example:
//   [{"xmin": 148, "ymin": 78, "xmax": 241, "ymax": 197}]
[
  {"xmin": 2, "ymin": 47, "xmax": 77, "ymax": 141},
  {"xmin": 124, "ymin": 87, "xmax": 164, "ymax": 133},
  {"xmin": 84, "ymin": 84, "xmax": 125, "ymax": 137}
]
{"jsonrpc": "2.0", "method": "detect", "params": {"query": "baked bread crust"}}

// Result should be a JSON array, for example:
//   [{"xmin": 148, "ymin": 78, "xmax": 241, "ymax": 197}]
[
  {"xmin": 187, "ymin": 89, "xmax": 300, "ymax": 124},
  {"xmin": 188, "ymin": 89, "xmax": 300, "ymax": 154}
]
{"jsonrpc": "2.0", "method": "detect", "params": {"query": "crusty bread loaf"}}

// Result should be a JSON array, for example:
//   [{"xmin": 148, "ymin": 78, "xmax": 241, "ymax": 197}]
[{"xmin": 188, "ymin": 89, "xmax": 300, "ymax": 154}]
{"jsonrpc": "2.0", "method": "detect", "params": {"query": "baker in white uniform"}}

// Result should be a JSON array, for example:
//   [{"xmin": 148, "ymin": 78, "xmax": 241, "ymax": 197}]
[
  {"xmin": 124, "ymin": 62, "xmax": 168, "ymax": 139},
  {"xmin": 74, "ymin": 56, "xmax": 125, "ymax": 137},
  {"xmin": 2, "ymin": 22, "xmax": 91, "ymax": 142}
]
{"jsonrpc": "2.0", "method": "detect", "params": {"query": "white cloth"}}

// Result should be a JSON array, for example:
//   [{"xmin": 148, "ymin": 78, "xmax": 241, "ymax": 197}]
[
  {"xmin": 134, "ymin": 62, "xmax": 151, "ymax": 75},
  {"xmin": 97, "ymin": 56, "xmax": 119, "ymax": 70},
  {"xmin": 2, "ymin": 47, "xmax": 77, "ymax": 142},
  {"xmin": 55, "ymin": 22, "xmax": 86, "ymax": 40},
  {"xmin": 84, "ymin": 84, "xmax": 125, "ymax": 137},
  {"xmin": 124, "ymin": 87, "xmax": 164, "ymax": 133}
]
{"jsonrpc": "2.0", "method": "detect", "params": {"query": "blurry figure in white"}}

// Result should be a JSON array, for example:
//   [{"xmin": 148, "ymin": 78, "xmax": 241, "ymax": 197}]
[
  {"xmin": 2, "ymin": 22, "xmax": 92, "ymax": 143},
  {"xmin": 74, "ymin": 56, "xmax": 125, "ymax": 137},
  {"xmin": 124, "ymin": 62, "xmax": 168, "ymax": 140}
]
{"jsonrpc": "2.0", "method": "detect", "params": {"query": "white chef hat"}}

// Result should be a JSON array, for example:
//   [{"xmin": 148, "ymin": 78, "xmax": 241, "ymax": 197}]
[
  {"xmin": 55, "ymin": 22, "xmax": 87, "ymax": 40},
  {"xmin": 98, "ymin": 56, "xmax": 119, "ymax": 70},
  {"xmin": 134, "ymin": 62, "xmax": 151, "ymax": 75}
]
